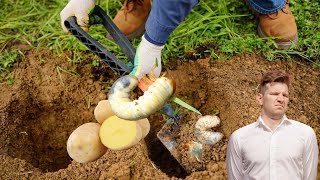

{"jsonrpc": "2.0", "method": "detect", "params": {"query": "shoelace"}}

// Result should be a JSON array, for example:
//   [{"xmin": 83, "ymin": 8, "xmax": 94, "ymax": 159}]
[
  {"xmin": 122, "ymin": 0, "xmax": 144, "ymax": 20},
  {"xmin": 267, "ymin": 2, "xmax": 289, "ymax": 19},
  {"xmin": 125, "ymin": 0, "xmax": 144, "ymax": 10}
]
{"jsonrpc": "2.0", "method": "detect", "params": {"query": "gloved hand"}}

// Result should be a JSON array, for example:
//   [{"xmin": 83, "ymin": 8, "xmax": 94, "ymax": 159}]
[
  {"xmin": 130, "ymin": 35, "xmax": 164, "ymax": 80},
  {"xmin": 60, "ymin": 0, "xmax": 95, "ymax": 33}
]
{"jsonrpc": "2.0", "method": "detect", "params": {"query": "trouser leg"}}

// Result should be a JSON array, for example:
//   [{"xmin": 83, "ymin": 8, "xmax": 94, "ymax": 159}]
[
  {"xmin": 145, "ymin": 0, "xmax": 199, "ymax": 45},
  {"xmin": 247, "ymin": 0, "xmax": 286, "ymax": 14}
]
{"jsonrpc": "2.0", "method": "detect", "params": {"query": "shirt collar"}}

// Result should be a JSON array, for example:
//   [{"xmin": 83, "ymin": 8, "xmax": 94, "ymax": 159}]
[{"xmin": 256, "ymin": 115, "xmax": 292, "ymax": 130}]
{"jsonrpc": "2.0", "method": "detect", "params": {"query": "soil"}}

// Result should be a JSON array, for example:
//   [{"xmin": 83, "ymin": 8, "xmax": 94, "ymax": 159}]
[{"xmin": 0, "ymin": 49, "xmax": 319, "ymax": 179}]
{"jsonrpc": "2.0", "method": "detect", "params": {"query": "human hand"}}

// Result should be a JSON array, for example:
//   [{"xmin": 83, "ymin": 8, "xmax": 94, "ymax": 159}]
[
  {"xmin": 130, "ymin": 35, "xmax": 164, "ymax": 80},
  {"xmin": 60, "ymin": 0, "xmax": 95, "ymax": 33}
]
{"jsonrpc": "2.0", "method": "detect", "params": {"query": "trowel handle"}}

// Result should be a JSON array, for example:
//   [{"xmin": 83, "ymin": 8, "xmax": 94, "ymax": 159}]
[{"xmin": 64, "ymin": 5, "xmax": 134, "ymax": 76}]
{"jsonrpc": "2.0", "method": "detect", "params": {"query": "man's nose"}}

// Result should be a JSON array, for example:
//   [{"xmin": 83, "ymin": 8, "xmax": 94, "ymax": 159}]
[{"xmin": 277, "ymin": 94, "xmax": 284, "ymax": 102}]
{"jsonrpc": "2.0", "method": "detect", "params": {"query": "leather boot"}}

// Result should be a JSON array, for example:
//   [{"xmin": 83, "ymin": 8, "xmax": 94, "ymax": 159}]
[
  {"xmin": 246, "ymin": 1, "xmax": 298, "ymax": 49},
  {"xmin": 111, "ymin": 0, "xmax": 151, "ymax": 39}
]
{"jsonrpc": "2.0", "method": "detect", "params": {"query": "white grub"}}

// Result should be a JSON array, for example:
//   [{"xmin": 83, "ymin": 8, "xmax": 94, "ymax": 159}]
[
  {"xmin": 195, "ymin": 115, "xmax": 223, "ymax": 145},
  {"xmin": 108, "ymin": 75, "xmax": 174, "ymax": 120}
]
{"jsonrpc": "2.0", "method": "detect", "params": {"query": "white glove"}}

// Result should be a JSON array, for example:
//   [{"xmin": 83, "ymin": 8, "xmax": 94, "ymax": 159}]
[
  {"xmin": 130, "ymin": 35, "xmax": 164, "ymax": 80},
  {"xmin": 60, "ymin": 0, "xmax": 95, "ymax": 32}
]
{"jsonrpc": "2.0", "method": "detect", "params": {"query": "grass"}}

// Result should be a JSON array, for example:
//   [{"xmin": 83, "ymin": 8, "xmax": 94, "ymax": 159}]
[{"xmin": 0, "ymin": 0, "xmax": 319, "ymax": 82}]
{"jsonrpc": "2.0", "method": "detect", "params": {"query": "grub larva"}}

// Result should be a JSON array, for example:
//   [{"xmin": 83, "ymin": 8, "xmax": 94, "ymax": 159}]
[
  {"xmin": 194, "ymin": 115, "xmax": 223, "ymax": 145},
  {"xmin": 108, "ymin": 75, "xmax": 175, "ymax": 120}
]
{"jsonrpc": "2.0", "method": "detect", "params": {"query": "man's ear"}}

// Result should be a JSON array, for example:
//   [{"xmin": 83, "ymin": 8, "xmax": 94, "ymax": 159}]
[{"xmin": 256, "ymin": 93, "xmax": 263, "ymax": 106}]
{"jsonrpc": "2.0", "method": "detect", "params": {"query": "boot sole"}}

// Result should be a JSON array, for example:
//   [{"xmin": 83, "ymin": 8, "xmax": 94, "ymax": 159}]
[
  {"xmin": 126, "ymin": 22, "xmax": 146, "ymax": 39},
  {"xmin": 258, "ymin": 24, "xmax": 298, "ymax": 49}
]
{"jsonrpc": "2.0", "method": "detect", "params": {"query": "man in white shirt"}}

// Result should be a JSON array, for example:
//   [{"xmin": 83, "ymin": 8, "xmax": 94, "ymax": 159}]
[{"xmin": 226, "ymin": 70, "xmax": 318, "ymax": 180}]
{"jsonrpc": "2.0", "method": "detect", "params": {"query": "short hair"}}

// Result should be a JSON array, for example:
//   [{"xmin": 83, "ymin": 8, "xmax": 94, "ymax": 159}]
[{"xmin": 259, "ymin": 70, "xmax": 292, "ymax": 93}]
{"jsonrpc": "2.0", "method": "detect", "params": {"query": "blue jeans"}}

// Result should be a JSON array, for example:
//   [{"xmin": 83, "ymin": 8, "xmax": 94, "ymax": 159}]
[
  {"xmin": 145, "ymin": 0, "xmax": 199, "ymax": 46},
  {"xmin": 145, "ymin": 0, "xmax": 287, "ymax": 45},
  {"xmin": 247, "ymin": 0, "xmax": 287, "ymax": 14}
]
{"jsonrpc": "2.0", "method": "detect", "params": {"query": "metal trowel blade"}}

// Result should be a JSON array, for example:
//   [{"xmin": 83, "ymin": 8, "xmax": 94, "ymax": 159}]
[
  {"xmin": 157, "ymin": 119, "xmax": 204, "ymax": 173},
  {"xmin": 157, "ymin": 122, "xmax": 180, "ymax": 158}
]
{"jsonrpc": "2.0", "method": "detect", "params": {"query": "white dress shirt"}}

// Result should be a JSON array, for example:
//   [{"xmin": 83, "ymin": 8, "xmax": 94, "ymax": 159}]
[{"xmin": 226, "ymin": 115, "xmax": 318, "ymax": 180}]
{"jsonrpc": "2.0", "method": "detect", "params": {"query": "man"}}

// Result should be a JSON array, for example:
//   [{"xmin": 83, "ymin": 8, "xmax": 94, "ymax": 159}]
[{"xmin": 226, "ymin": 70, "xmax": 318, "ymax": 180}]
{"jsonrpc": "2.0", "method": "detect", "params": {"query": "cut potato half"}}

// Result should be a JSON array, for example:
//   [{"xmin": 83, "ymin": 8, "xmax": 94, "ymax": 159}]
[{"xmin": 100, "ymin": 116, "xmax": 142, "ymax": 150}]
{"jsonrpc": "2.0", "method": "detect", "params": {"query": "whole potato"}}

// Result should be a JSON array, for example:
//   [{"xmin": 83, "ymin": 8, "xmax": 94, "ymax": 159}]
[
  {"xmin": 67, "ymin": 122, "xmax": 107, "ymax": 163},
  {"xmin": 94, "ymin": 100, "xmax": 115, "ymax": 124}
]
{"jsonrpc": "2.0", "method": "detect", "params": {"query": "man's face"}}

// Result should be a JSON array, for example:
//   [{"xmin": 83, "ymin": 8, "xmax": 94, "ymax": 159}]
[{"xmin": 257, "ymin": 82, "xmax": 289, "ymax": 120}]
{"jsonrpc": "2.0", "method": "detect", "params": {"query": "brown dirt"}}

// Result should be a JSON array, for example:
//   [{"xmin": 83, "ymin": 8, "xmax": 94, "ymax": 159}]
[{"xmin": 0, "ymin": 49, "xmax": 319, "ymax": 179}]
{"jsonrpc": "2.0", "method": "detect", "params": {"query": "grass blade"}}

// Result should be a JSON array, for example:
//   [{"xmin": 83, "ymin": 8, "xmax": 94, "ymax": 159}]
[{"xmin": 170, "ymin": 96, "xmax": 202, "ymax": 115}]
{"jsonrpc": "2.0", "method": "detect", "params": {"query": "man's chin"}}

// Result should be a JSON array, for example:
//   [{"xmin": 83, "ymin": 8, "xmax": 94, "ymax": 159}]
[{"xmin": 271, "ymin": 112, "xmax": 285, "ymax": 120}]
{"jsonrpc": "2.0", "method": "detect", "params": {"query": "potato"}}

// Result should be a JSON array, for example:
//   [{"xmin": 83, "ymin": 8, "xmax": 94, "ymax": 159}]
[
  {"xmin": 94, "ymin": 100, "xmax": 115, "ymax": 124},
  {"xmin": 137, "ymin": 118, "xmax": 150, "ymax": 139},
  {"xmin": 67, "ymin": 122, "xmax": 107, "ymax": 163},
  {"xmin": 99, "ymin": 115, "xmax": 143, "ymax": 150}
]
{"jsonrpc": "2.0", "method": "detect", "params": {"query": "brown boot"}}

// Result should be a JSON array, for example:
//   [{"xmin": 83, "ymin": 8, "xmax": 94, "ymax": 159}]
[
  {"xmin": 111, "ymin": 0, "xmax": 151, "ymax": 39},
  {"xmin": 246, "ymin": 1, "xmax": 298, "ymax": 49},
  {"xmin": 245, "ymin": 0, "xmax": 298, "ymax": 49},
  {"xmin": 258, "ymin": 2, "xmax": 298, "ymax": 49}
]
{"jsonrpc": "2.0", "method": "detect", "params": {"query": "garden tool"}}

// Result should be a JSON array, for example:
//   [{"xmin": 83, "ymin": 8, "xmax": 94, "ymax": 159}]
[{"xmin": 64, "ymin": 5, "xmax": 200, "ymax": 172}]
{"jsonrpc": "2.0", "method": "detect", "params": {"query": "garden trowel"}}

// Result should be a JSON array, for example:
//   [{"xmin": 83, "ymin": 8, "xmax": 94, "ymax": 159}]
[{"xmin": 64, "ymin": 5, "xmax": 195, "ymax": 171}]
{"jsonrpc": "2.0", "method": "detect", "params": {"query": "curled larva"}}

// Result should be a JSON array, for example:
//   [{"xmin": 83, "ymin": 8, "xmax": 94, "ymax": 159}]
[
  {"xmin": 108, "ymin": 75, "xmax": 175, "ymax": 120},
  {"xmin": 195, "ymin": 115, "xmax": 223, "ymax": 145}
]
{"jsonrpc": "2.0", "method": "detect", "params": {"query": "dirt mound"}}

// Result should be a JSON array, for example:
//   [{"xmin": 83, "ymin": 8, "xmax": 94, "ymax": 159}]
[{"xmin": 0, "ymin": 49, "xmax": 319, "ymax": 179}]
